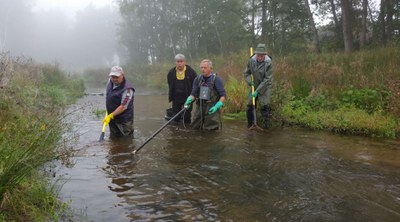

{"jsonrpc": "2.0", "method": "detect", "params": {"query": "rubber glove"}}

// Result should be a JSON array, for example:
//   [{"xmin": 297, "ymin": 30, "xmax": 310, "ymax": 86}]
[
  {"xmin": 208, "ymin": 101, "xmax": 224, "ymax": 115},
  {"xmin": 102, "ymin": 113, "xmax": 114, "ymax": 125},
  {"xmin": 249, "ymin": 81, "xmax": 254, "ymax": 86},
  {"xmin": 184, "ymin": 96, "xmax": 193, "ymax": 109},
  {"xmin": 252, "ymin": 91, "xmax": 258, "ymax": 98}
]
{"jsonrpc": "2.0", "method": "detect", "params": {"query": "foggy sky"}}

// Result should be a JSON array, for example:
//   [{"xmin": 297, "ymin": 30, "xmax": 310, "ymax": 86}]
[{"xmin": 0, "ymin": 0, "xmax": 120, "ymax": 71}]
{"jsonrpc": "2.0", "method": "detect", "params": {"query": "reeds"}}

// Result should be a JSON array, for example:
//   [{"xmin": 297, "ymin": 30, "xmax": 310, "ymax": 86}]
[{"xmin": 0, "ymin": 54, "xmax": 84, "ymax": 220}]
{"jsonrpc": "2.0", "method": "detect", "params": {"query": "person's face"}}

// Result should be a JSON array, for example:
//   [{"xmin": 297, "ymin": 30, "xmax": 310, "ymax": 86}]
[
  {"xmin": 111, "ymin": 74, "xmax": 124, "ymax": 85},
  {"xmin": 200, "ymin": 62, "xmax": 212, "ymax": 77},
  {"xmin": 176, "ymin": 59, "xmax": 186, "ymax": 71},
  {"xmin": 256, "ymin": 53, "xmax": 266, "ymax": 62}
]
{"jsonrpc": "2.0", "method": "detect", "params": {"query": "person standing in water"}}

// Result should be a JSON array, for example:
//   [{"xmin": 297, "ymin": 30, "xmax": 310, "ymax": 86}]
[
  {"xmin": 184, "ymin": 59, "xmax": 226, "ymax": 130},
  {"xmin": 103, "ymin": 66, "xmax": 135, "ymax": 137},
  {"xmin": 167, "ymin": 53, "xmax": 197, "ymax": 124}
]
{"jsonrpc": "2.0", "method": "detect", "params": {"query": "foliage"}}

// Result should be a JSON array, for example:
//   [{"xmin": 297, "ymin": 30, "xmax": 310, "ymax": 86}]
[
  {"xmin": 0, "ymin": 55, "xmax": 84, "ymax": 220},
  {"xmin": 118, "ymin": 0, "xmax": 249, "ymax": 63},
  {"xmin": 338, "ymin": 86, "xmax": 391, "ymax": 114},
  {"xmin": 291, "ymin": 75, "xmax": 312, "ymax": 99},
  {"xmin": 223, "ymin": 75, "xmax": 248, "ymax": 113},
  {"xmin": 281, "ymin": 99, "xmax": 398, "ymax": 138},
  {"xmin": 0, "ymin": 173, "xmax": 73, "ymax": 222},
  {"xmin": 116, "ymin": 0, "xmax": 397, "ymax": 63}
]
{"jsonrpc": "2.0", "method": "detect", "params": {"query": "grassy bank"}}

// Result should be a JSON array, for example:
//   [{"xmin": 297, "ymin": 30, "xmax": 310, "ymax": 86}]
[
  {"xmin": 98, "ymin": 47, "xmax": 399, "ymax": 138},
  {"xmin": 0, "ymin": 54, "xmax": 84, "ymax": 221}
]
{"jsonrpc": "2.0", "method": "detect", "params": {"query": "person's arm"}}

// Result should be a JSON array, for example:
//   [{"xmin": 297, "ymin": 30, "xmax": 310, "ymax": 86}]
[
  {"xmin": 184, "ymin": 77, "xmax": 199, "ymax": 108},
  {"xmin": 190, "ymin": 77, "xmax": 199, "ymax": 99},
  {"xmin": 167, "ymin": 69, "xmax": 174, "ymax": 102},
  {"xmin": 214, "ymin": 76, "xmax": 227, "ymax": 101},
  {"xmin": 244, "ymin": 59, "xmax": 253, "ymax": 85},
  {"xmin": 112, "ymin": 88, "xmax": 133, "ymax": 117},
  {"xmin": 218, "ymin": 96, "xmax": 225, "ymax": 103},
  {"xmin": 207, "ymin": 77, "xmax": 226, "ymax": 114}
]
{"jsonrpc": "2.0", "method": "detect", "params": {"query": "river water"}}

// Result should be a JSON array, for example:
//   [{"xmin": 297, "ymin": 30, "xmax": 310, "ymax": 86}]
[{"xmin": 57, "ymin": 89, "xmax": 400, "ymax": 221}]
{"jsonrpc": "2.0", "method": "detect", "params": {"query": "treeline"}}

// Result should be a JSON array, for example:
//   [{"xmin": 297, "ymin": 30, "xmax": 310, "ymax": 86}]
[{"xmin": 117, "ymin": 0, "xmax": 399, "ymax": 63}]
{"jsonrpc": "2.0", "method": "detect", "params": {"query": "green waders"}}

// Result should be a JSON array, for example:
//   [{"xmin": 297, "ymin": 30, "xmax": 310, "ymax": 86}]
[{"xmin": 191, "ymin": 75, "xmax": 222, "ymax": 130}]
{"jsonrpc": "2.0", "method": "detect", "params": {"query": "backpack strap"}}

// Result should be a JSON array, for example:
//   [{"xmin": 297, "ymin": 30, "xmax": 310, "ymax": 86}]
[{"xmin": 198, "ymin": 73, "xmax": 217, "ymax": 87}]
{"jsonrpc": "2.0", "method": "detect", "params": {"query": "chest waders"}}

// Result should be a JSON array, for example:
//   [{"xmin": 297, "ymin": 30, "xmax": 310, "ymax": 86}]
[{"xmin": 192, "ymin": 74, "xmax": 221, "ymax": 130}]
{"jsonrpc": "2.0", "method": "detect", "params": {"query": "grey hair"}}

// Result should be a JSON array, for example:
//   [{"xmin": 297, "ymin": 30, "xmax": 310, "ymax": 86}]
[
  {"xmin": 174, "ymin": 53, "xmax": 186, "ymax": 61},
  {"xmin": 200, "ymin": 59, "xmax": 212, "ymax": 68}
]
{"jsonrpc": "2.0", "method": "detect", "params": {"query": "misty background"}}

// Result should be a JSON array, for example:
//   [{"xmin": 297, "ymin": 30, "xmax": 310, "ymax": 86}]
[
  {"xmin": 0, "ymin": 0, "xmax": 119, "ymax": 71},
  {"xmin": 1, "ymin": 0, "xmax": 397, "ymax": 73}
]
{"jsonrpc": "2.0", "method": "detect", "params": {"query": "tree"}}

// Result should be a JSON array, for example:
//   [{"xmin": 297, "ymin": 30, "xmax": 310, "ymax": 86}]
[
  {"xmin": 360, "ymin": 0, "xmax": 368, "ymax": 49},
  {"xmin": 304, "ymin": 0, "xmax": 321, "ymax": 52},
  {"xmin": 341, "ymin": 0, "xmax": 354, "ymax": 52}
]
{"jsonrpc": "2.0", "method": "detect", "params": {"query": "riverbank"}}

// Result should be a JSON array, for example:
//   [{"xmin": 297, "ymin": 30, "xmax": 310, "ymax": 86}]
[
  {"xmin": 0, "ymin": 54, "xmax": 84, "ymax": 221},
  {"xmin": 84, "ymin": 46, "xmax": 399, "ymax": 138}
]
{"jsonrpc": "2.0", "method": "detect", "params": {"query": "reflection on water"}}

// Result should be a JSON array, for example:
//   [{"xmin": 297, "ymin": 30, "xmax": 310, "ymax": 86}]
[{"xmin": 57, "ymin": 91, "xmax": 400, "ymax": 221}]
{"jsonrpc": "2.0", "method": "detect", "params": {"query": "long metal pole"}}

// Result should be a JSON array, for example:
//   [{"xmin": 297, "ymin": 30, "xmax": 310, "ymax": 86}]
[{"xmin": 132, "ymin": 108, "xmax": 186, "ymax": 155}]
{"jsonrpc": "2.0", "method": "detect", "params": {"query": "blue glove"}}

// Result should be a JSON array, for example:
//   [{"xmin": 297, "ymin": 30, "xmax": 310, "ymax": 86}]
[
  {"xmin": 252, "ymin": 91, "xmax": 258, "ymax": 98},
  {"xmin": 208, "ymin": 101, "xmax": 224, "ymax": 115},
  {"xmin": 184, "ymin": 96, "xmax": 193, "ymax": 109}
]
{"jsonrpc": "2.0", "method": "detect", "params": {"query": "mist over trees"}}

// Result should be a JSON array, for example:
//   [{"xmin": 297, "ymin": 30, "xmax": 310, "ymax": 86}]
[
  {"xmin": 1, "ymin": 0, "xmax": 399, "ymax": 68},
  {"xmin": 117, "ymin": 0, "xmax": 399, "ymax": 63},
  {"xmin": 0, "ymin": 0, "xmax": 119, "ymax": 70}
]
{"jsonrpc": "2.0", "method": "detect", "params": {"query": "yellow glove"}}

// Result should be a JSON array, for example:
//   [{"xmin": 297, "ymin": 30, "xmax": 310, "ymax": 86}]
[{"xmin": 102, "ymin": 113, "xmax": 114, "ymax": 125}]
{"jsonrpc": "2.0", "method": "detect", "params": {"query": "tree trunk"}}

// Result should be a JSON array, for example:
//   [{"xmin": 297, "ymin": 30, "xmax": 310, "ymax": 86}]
[
  {"xmin": 305, "ymin": 0, "xmax": 320, "ymax": 52},
  {"xmin": 261, "ymin": 0, "xmax": 268, "ymax": 43},
  {"xmin": 360, "ymin": 0, "xmax": 368, "ymax": 49},
  {"xmin": 341, "ymin": 0, "xmax": 354, "ymax": 52},
  {"xmin": 386, "ymin": 0, "xmax": 395, "ymax": 44},
  {"xmin": 328, "ymin": 0, "xmax": 340, "ymax": 35},
  {"xmin": 379, "ymin": 0, "xmax": 387, "ymax": 46},
  {"xmin": 251, "ymin": 0, "xmax": 256, "ymax": 44}
]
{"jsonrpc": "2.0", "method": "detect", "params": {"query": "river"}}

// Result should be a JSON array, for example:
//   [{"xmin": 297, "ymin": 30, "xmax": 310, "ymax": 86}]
[{"xmin": 57, "ymin": 89, "xmax": 400, "ymax": 221}]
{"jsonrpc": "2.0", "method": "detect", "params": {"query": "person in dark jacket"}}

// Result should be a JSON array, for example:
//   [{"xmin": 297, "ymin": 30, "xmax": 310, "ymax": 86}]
[
  {"xmin": 103, "ymin": 66, "xmax": 135, "ymax": 137},
  {"xmin": 167, "ymin": 53, "xmax": 197, "ymax": 124}
]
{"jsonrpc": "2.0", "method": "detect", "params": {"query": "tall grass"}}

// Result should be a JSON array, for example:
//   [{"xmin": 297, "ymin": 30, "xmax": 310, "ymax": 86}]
[{"xmin": 0, "ymin": 55, "xmax": 84, "ymax": 220}]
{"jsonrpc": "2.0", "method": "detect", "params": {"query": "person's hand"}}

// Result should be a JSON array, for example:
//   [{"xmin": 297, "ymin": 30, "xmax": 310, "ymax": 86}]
[
  {"xmin": 102, "ymin": 113, "xmax": 114, "ymax": 125},
  {"xmin": 252, "ymin": 91, "xmax": 258, "ymax": 98},
  {"xmin": 208, "ymin": 101, "xmax": 224, "ymax": 115},
  {"xmin": 184, "ymin": 96, "xmax": 193, "ymax": 109},
  {"xmin": 249, "ymin": 81, "xmax": 254, "ymax": 86}
]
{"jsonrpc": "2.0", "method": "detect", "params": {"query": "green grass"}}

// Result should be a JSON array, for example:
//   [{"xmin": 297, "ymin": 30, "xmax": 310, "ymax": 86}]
[{"xmin": 0, "ymin": 57, "xmax": 84, "ymax": 221}]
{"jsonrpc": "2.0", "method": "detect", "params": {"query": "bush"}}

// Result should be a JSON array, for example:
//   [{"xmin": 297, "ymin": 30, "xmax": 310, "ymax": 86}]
[
  {"xmin": 338, "ymin": 86, "xmax": 391, "ymax": 114},
  {"xmin": 0, "ymin": 56, "xmax": 84, "ymax": 220}
]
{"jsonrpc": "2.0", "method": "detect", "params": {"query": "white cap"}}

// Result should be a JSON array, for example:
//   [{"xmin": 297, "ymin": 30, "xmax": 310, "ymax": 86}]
[{"xmin": 109, "ymin": 66, "xmax": 124, "ymax": 77}]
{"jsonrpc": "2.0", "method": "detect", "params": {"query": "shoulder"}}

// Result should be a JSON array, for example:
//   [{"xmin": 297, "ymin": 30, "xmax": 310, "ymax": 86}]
[
  {"xmin": 167, "ymin": 67, "xmax": 175, "ymax": 75},
  {"xmin": 248, "ymin": 56, "xmax": 256, "ymax": 64},
  {"xmin": 124, "ymin": 79, "xmax": 134, "ymax": 90},
  {"xmin": 264, "ymin": 55, "xmax": 272, "ymax": 64},
  {"xmin": 214, "ymin": 74, "xmax": 224, "ymax": 84},
  {"xmin": 186, "ymin": 65, "xmax": 197, "ymax": 74}
]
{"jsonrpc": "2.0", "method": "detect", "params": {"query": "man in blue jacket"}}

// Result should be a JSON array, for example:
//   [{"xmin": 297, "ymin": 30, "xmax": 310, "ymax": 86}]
[{"xmin": 184, "ymin": 59, "xmax": 226, "ymax": 130}]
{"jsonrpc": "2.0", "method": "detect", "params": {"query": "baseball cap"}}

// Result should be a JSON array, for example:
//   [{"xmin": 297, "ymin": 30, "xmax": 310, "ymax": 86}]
[{"xmin": 109, "ymin": 66, "xmax": 124, "ymax": 77}]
